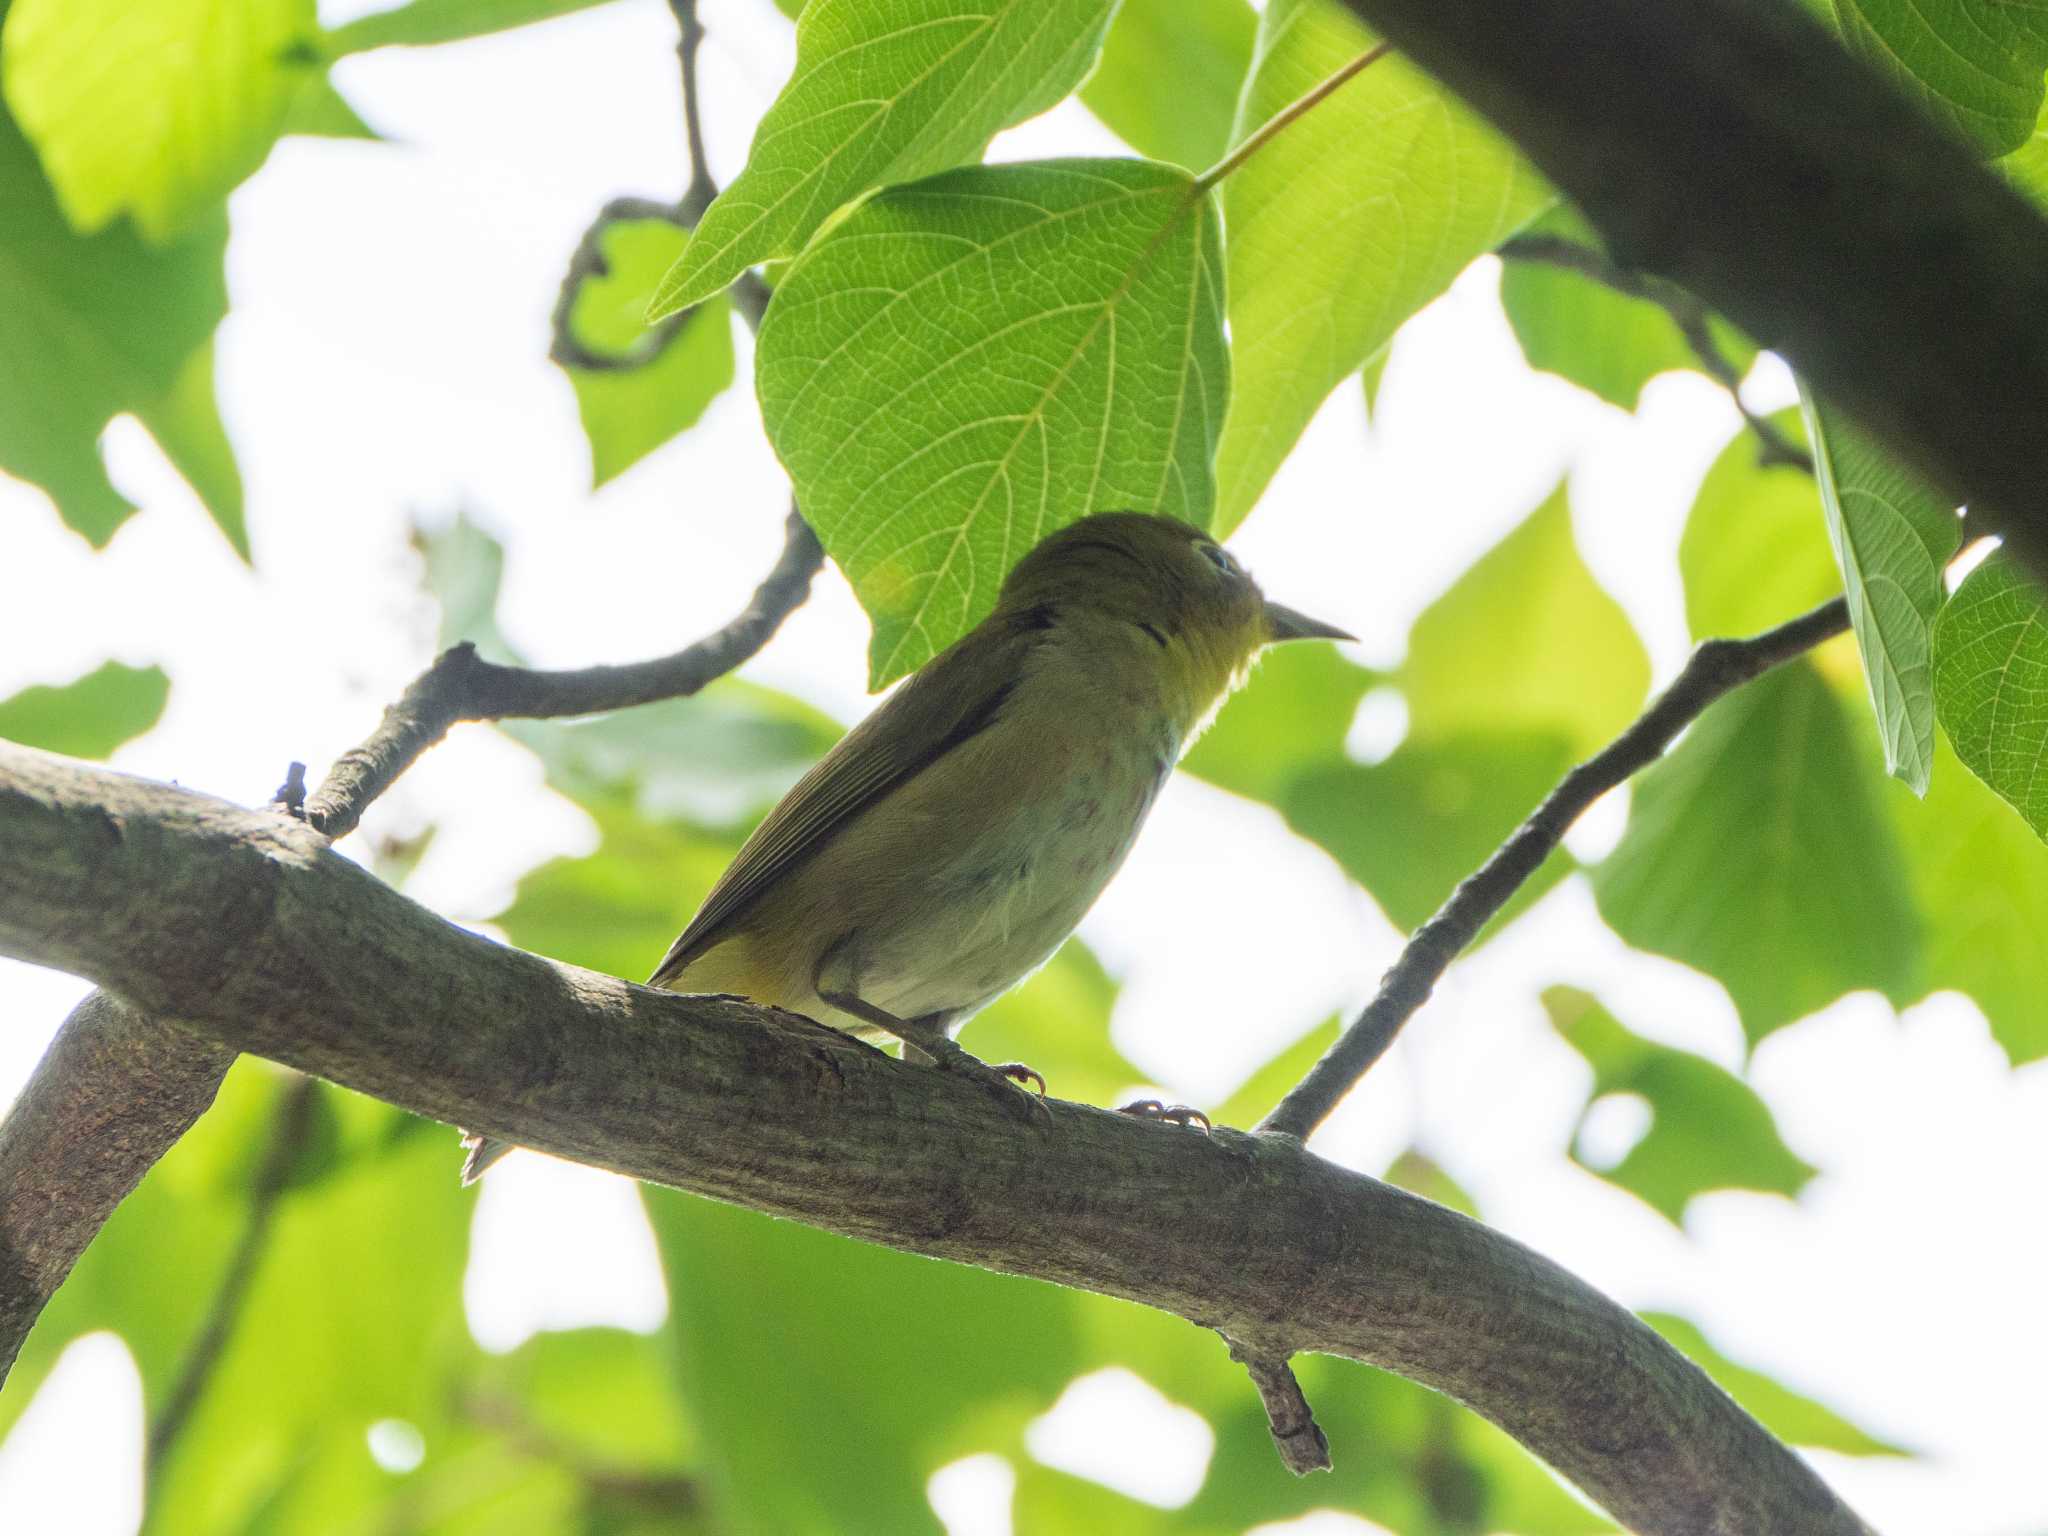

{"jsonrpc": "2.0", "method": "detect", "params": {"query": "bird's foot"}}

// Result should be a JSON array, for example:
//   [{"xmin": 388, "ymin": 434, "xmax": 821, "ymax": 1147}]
[
  {"xmin": 930, "ymin": 1043, "xmax": 1052, "ymax": 1122},
  {"xmin": 1118, "ymin": 1098, "xmax": 1211, "ymax": 1132}
]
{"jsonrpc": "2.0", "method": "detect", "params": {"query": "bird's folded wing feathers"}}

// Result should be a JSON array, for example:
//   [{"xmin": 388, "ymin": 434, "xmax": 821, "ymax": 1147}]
[{"xmin": 647, "ymin": 617, "xmax": 1036, "ymax": 987}]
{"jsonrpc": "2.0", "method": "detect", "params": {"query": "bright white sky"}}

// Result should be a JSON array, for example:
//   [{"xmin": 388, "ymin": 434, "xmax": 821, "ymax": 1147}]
[{"xmin": 3, "ymin": 3, "xmax": 2045, "ymax": 1532}]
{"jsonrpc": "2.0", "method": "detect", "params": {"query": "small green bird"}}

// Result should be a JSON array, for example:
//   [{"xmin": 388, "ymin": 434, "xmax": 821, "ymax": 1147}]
[{"xmin": 461, "ymin": 511, "xmax": 1349, "ymax": 1179}]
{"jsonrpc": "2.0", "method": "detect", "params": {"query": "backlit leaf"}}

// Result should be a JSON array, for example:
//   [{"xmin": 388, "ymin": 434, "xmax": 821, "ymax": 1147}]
[
  {"xmin": 562, "ymin": 219, "xmax": 736, "ymax": 486},
  {"xmin": 1545, "ymin": 987, "xmax": 1815, "ymax": 1225},
  {"xmin": 1594, "ymin": 662, "xmax": 1920, "ymax": 1045},
  {"xmin": 2, "ymin": 0, "xmax": 319, "ymax": 241},
  {"xmin": 0, "ymin": 660, "xmax": 169, "ymax": 758},
  {"xmin": 1213, "ymin": 0, "xmax": 1549, "ymax": 531},
  {"xmin": 1932, "ymin": 551, "xmax": 2048, "ymax": 840},
  {"xmin": 755, "ymin": 158, "xmax": 1226, "ymax": 684},
  {"xmin": 1825, "ymin": 0, "xmax": 2048, "ymax": 155},
  {"xmin": 1801, "ymin": 384, "xmax": 1959, "ymax": 794},
  {"xmin": 1679, "ymin": 414, "xmax": 1835, "ymax": 639},
  {"xmin": 649, "ymin": 0, "xmax": 1120, "ymax": 316},
  {"xmin": 1078, "ymin": 0, "xmax": 1254, "ymax": 170}
]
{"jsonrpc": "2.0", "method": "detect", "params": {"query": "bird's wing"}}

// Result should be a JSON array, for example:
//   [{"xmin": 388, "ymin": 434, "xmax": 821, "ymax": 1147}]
[{"xmin": 647, "ymin": 613, "xmax": 1041, "ymax": 987}]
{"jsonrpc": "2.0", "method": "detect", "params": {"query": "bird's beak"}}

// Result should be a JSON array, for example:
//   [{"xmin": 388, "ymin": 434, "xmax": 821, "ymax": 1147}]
[{"xmin": 1263, "ymin": 600, "xmax": 1355, "ymax": 644}]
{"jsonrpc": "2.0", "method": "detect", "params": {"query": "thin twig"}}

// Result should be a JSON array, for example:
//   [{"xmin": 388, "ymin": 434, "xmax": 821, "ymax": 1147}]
[
  {"xmin": 1260, "ymin": 595, "xmax": 1850, "ymax": 1141},
  {"xmin": 1225, "ymin": 1337, "xmax": 1331, "ymax": 1475},
  {"xmin": 1196, "ymin": 44, "xmax": 1393, "ymax": 193},
  {"xmin": 145, "ymin": 1077, "xmax": 318, "ymax": 1478},
  {"xmin": 549, "ymin": 0, "xmax": 734, "ymax": 373},
  {"xmin": 304, "ymin": 507, "xmax": 821, "ymax": 840},
  {"xmin": 1499, "ymin": 232, "xmax": 1814, "ymax": 473}
]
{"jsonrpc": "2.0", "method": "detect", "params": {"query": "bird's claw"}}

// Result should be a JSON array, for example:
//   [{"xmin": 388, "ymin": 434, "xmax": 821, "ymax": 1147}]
[
  {"xmin": 989, "ymin": 1061, "xmax": 1047, "ymax": 1095},
  {"xmin": 1118, "ymin": 1098, "xmax": 1211, "ymax": 1132}
]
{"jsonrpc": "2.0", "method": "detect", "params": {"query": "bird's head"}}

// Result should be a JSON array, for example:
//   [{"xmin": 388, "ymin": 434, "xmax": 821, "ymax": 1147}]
[{"xmin": 995, "ymin": 511, "xmax": 1353, "ymax": 705}]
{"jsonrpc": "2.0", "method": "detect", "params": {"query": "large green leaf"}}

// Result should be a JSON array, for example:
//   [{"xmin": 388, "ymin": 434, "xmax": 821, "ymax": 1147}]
[
  {"xmin": 1, "ymin": 0, "xmax": 320, "ymax": 241},
  {"xmin": 1801, "ymin": 386, "xmax": 1959, "ymax": 795},
  {"xmin": 1213, "ymin": 0, "xmax": 1550, "ymax": 531},
  {"xmin": 1643, "ymin": 1314, "xmax": 1905, "ymax": 1457},
  {"xmin": 1077, "ymin": 0, "xmax": 1254, "ymax": 170},
  {"xmin": 0, "ymin": 660, "xmax": 168, "ymax": 757},
  {"xmin": 134, "ymin": 339, "xmax": 249, "ymax": 561},
  {"xmin": 561, "ymin": 220, "xmax": 736, "ymax": 487},
  {"xmin": 1825, "ymin": 0, "xmax": 2048, "ymax": 155},
  {"xmin": 1896, "ymin": 729, "xmax": 2048, "ymax": 1063},
  {"xmin": 0, "ymin": 105, "xmax": 234, "ymax": 546},
  {"xmin": 755, "ymin": 158, "xmax": 1227, "ymax": 685},
  {"xmin": 1201, "ymin": 487, "xmax": 1644, "ymax": 936},
  {"xmin": 1500, "ymin": 210, "xmax": 1754, "ymax": 411},
  {"xmin": 1679, "ymin": 413, "xmax": 1836, "ymax": 639},
  {"xmin": 1593, "ymin": 662, "xmax": 1921, "ymax": 1046},
  {"xmin": 1932, "ymin": 551, "xmax": 2048, "ymax": 841},
  {"xmin": 1400, "ymin": 485, "xmax": 1648, "ymax": 753},
  {"xmin": 1544, "ymin": 987, "xmax": 1815, "ymax": 1226},
  {"xmin": 1183, "ymin": 642, "xmax": 1380, "ymax": 806},
  {"xmin": 323, "ymin": 0, "xmax": 624, "ymax": 53},
  {"xmin": 649, "ymin": 0, "xmax": 1120, "ymax": 316},
  {"xmin": 644, "ymin": 1187, "xmax": 1090, "ymax": 1536}
]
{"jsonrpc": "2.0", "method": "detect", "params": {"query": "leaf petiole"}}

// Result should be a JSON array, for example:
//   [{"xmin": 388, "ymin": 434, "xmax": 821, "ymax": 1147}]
[{"xmin": 1194, "ymin": 42, "xmax": 1393, "ymax": 193}]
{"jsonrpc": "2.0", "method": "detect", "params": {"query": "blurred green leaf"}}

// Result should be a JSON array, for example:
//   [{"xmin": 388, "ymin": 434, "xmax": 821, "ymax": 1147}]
[
  {"xmin": 1824, "ymin": 0, "xmax": 2048, "ymax": 155},
  {"xmin": 1214, "ymin": 0, "xmax": 1549, "ymax": 532},
  {"xmin": 651, "ymin": 0, "xmax": 1119, "ymax": 316},
  {"xmin": 134, "ymin": 339, "xmax": 249, "ymax": 561},
  {"xmin": 970, "ymin": 939, "xmax": 1142, "ymax": 1107},
  {"xmin": 1501, "ymin": 210, "xmax": 1753, "ymax": 410},
  {"xmin": 145, "ymin": 1095, "xmax": 476, "ymax": 1533},
  {"xmin": 1932, "ymin": 550, "xmax": 2048, "ymax": 841},
  {"xmin": 474, "ymin": 1326, "xmax": 695, "ymax": 1468},
  {"xmin": 1287, "ymin": 731, "xmax": 1577, "ymax": 933},
  {"xmin": 0, "ymin": 103, "xmax": 232, "ymax": 546},
  {"xmin": 1401, "ymin": 486, "xmax": 1648, "ymax": 753},
  {"xmin": 1544, "ymin": 986, "xmax": 1815, "ymax": 1224},
  {"xmin": 1894, "ymin": 728, "xmax": 2048, "ymax": 1063},
  {"xmin": 1184, "ymin": 643, "xmax": 1380, "ymax": 806},
  {"xmin": 1679, "ymin": 414, "xmax": 1835, "ymax": 639},
  {"xmin": 1643, "ymin": 1313, "xmax": 1906, "ymax": 1457},
  {"xmin": 324, "ymin": 0, "xmax": 624, "ymax": 53},
  {"xmin": 644, "ymin": 1187, "xmax": 1089, "ymax": 1535},
  {"xmin": 755, "ymin": 158, "xmax": 1226, "ymax": 685},
  {"xmin": 2, "ymin": 0, "xmax": 319, "ymax": 241},
  {"xmin": 1594, "ymin": 662, "xmax": 1920, "ymax": 1045},
  {"xmin": 562, "ymin": 219, "xmax": 736, "ymax": 487},
  {"xmin": 416, "ymin": 512, "xmax": 522, "ymax": 663},
  {"xmin": 1801, "ymin": 384, "xmax": 1959, "ymax": 795},
  {"xmin": 1078, "ymin": 0, "xmax": 1254, "ymax": 169},
  {"xmin": 1382, "ymin": 1148, "xmax": 1480, "ymax": 1220},
  {"xmin": 0, "ymin": 660, "xmax": 169, "ymax": 757},
  {"xmin": 503, "ymin": 681, "xmax": 842, "ymax": 829},
  {"xmin": 2001, "ymin": 112, "xmax": 2048, "ymax": 208},
  {"xmin": 278, "ymin": 75, "xmax": 379, "ymax": 139}
]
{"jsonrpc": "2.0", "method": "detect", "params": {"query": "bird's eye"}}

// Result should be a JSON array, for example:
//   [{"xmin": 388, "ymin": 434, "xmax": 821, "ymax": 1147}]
[{"xmin": 1199, "ymin": 542, "xmax": 1240, "ymax": 578}]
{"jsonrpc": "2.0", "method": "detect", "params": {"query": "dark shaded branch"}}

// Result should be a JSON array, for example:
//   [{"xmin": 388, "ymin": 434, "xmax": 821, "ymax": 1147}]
[
  {"xmin": 1226, "ymin": 1338, "xmax": 1331, "ymax": 1476},
  {"xmin": 0, "ymin": 996, "xmax": 233, "ymax": 1383},
  {"xmin": 1262, "ymin": 597, "xmax": 1851, "ymax": 1141},
  {"xmin": 668, "ymin": 0, "xmax": 716, "ymax": 220},
  {"xmin": 303, "ymin": 506, "xmax": 820, "ymax": 840},
  {"xmin": 146, "ymin": 1076, "xmax": 317, "ymax": 1477},
  {"xmin": 0, "ymin": 749, "xmax": 1877, "ymax": 1534},
  {"xmin": 1335, "ymin": 0, "xmax": 2048, "ymax": 585},
  {"xmin": 1498, "ymin": 233, "xmax": 1812, "ymax": 473}
]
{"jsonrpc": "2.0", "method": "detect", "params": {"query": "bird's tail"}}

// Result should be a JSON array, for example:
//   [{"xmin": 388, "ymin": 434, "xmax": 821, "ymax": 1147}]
[{"xmin": 458, "ymin": 1130, "xmax": 515, "ymax": 1185}]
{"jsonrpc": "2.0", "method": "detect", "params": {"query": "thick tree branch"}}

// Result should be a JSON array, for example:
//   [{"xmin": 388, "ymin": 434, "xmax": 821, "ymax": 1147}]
[
  {"xmin": 1263, "ymin": 597, "xmax": 1851, "ymax": 1141},
  {"xmin": 0, "ymin": 996, "xmax": 232, "ymax": 1382},
  {"xmin": 0, "ymin": 748, "xmax": 1875, "ymax": 1535},
  {"xmin": 1336, "ymin": 0, "xmax": 2048, "ymax": 582},
  {"xmin": 0, "ymin": 508, "xmax": 818, "ymax": 1382},
  {"xmin": 1497, "ymin": 233, "xmax": 1812, "ymax": 473}
]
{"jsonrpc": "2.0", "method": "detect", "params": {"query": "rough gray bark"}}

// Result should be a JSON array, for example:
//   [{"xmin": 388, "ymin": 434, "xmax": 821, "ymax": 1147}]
[
  {"xmin": 0, "ymin": 745, "xmax": 1875, "ymax": 1536},
  {"xmin": 1335, "ymin": 0, "xmax": 2048, "ymax": 585},
  {"xmin": 0, "ymin": 994, "xmax": 231, "ymax": 1381}
]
